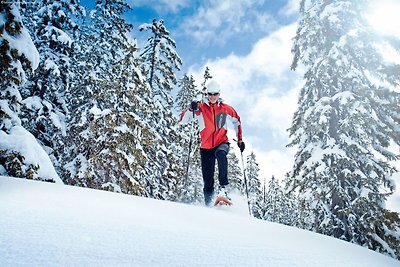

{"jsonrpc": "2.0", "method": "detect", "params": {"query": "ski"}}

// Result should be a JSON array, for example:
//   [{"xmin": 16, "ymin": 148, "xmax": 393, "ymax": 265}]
[{"xmin": 213, "ymin": 196, "xmax": 233, "ymax": 206}]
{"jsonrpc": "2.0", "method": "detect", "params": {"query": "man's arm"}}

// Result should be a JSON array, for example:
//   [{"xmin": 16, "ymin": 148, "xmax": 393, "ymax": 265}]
[{"xmin": 179, "ymin": 101, "xmax": 201, "ymax": 125}]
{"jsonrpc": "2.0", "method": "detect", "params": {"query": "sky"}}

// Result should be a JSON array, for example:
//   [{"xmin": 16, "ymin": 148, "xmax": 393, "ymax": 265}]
[
  {"xmin": 1, "ymin": 176, "xmax": 399, "ymax": 266},
  {"xmin": 80, "ymin": 0, "xmax": 400, "ymax": 211}
]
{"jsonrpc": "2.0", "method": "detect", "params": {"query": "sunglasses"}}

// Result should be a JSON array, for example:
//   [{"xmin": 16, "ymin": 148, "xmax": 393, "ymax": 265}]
[{"xmin": 207, "ymin": 92, "xmax": 219, "ymax": 96}]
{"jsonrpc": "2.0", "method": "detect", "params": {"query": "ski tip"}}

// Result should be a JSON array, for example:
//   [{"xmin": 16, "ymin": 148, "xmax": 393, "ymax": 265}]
[{"xmin": 213, "ymin": 196, "xmax": 233, "ymax": 206}]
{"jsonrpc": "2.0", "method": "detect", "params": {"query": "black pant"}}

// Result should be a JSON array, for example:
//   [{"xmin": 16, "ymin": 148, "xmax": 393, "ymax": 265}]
[{"xmin": 200, "ymin": 143, "xmax": 229, "ymax": 205}]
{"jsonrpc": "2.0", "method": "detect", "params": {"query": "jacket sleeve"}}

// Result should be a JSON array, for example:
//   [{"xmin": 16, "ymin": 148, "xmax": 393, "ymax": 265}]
[
  {"xmin": 227, "ymin": 105, "xmax": 243, "ymax": 141},
  {"xmin": 179, "ymin": 105, "xmax": 202, "ymax": 125}
]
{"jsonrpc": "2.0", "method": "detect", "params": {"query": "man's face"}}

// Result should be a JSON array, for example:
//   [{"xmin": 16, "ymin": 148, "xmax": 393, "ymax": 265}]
[{"xmin": 207, "ymin": 92, "xmax": 220, "ymax": 104}]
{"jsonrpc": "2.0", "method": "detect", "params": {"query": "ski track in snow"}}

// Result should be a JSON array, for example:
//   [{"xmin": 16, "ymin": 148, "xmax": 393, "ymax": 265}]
[{"xmin": 0, "ymin": 176, "xmax": 399, "ymax": 267}]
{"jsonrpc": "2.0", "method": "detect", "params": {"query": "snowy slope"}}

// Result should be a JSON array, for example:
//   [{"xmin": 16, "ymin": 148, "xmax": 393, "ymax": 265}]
[{"xmin": 0, "ymin": 177, "xmax": 398, "ymax": 267}]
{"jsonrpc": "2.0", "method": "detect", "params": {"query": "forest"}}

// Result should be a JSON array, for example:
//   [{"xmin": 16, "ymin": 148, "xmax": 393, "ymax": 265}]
[{"xmin": 1, "ymin": 0, "xmax": 399, "ymax": 260}]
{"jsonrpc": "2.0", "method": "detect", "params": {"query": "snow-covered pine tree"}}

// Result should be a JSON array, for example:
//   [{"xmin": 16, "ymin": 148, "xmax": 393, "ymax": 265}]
[
  {"xmin": 139, "ymin": 19, "xmax": 184, "ymax": 200},
  {"xmin": 139, "ymin": 19, "xmax": 182, "ymax": 99},
  {"xmin": 245, "ymin": 152, "xmax": 263, "ymax": 218},
  {"xmin": 263, "ymin": 176, "xmax": 281, "ymax": 223},
  {"xmin": 200, "ymin": 66, "xmax": 212, "ymax": 95},
  {"xmin": 176, "ymin": 74, "xmax": 199, "ymax": 111},
  {"xmin": 176, "ymin": 74, "xmax": 203, "ymax": 203},
  {"xmin": 263, "ymin": 176, "xmax": 299, "ymax": 226},
  {"xmin": 61, "ymin": 0, "xmax": 128, "ymax": 188},
  {"xmin": 288, "ymin": 0, "xmax": 400, "ymax": 259},
  {"xmin": 0, "ymin": 2, "xmax": 43, "ymax": 179},
  {"xmin": 57, "ymin": 4, "xmax": 94, "ymax": 186},
  {"xmin": 20, "ymin": 0, "xmax": 83, "ymax": 174},
  {"xmin": 227, "ymin": 150, "xmax": 243, "ymax": 193},
  {"xmin": 61, "ymin": 0, "xmax": 156, "ymax": 196},
  {"xmin": 87, "ymin": 43, "xmax": 157, "ymax": 195}
]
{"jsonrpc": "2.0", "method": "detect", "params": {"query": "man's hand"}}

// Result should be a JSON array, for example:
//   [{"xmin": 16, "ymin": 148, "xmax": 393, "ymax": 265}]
[
  {"xmin": 237, "ymin": 140, "xmax": 245, "ymax": 152},
  {"xmin": 190, "ymin": 101, "xmax": 199, "ymax": 112}
]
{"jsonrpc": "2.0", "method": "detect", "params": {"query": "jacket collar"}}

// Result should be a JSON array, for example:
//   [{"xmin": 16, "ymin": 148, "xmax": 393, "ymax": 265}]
[{"xmin": 202, "ymin": 97, "xmax": 223, "ymax": 107}]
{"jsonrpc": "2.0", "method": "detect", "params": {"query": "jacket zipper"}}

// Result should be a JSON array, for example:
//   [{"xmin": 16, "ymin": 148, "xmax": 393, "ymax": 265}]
[{"xmin": 212, "ymin": 104, "xmax": 216, "ymax": 147}]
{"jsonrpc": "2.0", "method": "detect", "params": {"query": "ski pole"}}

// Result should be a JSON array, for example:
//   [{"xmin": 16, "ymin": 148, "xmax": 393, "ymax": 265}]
[{"xmin": 240, "ymin": 149, "xmax": 251, "ymax": 216}]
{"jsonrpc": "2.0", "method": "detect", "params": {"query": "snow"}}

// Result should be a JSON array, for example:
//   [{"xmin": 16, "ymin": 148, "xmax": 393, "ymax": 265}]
[
  {"xmin": 64, "ymin": 153, "xmax": 87, "ymax": 179},
  {"xmin": 388, "ymin": 172, "xmax": 400, "ymax": 213},
  {"xmin": 0, "ymin": 127, "xmax": 62, "ymax": 183},
  {"xmin": 1, "ymin": 4, "xmax": 40, "ymax": 70},
  {"xmin": 1, "ymin": 177, "xmax": 398, "ymax": 267},
  {"xmin": 50, "ymin": 110, "xmax": 66, "ymax": 135},
  {"xmin": 44, "ymin": 58, "xmax": 60, "ymax": 75},
  {"xmin": 320, "ymin": 3, "xmax": 339, "ymax": 21},
  {"xmin": 22, "ymin": 96, "xmax": 42, "ymax": 110},
  {"xmin": 115, "ymin": 123, "xmax": 130, "ymax": 133},
  {"xmin": 89, "ymin": 105, "xmax": 111, "ymax": 120},
  {"xmin": 46, "ymin": 25, "xmax": 73, "ymax": 47},
  {"xmin": 0, "ymin": 99, "xmax": 20, "ymax": 127},
  {"xmin": 22, "ymin": 97, "xmax": 67, "ymax": 135}
]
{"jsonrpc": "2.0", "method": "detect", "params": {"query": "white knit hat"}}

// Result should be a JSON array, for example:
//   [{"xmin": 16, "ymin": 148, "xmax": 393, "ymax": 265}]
[{"xmin": 206, "ymin": 80, "xmax": 221, "ymax": 94}]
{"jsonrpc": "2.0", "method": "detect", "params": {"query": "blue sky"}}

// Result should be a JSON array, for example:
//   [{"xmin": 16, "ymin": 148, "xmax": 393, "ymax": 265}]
[
  {"xmin": 81, "ymin": 0, "xmax": 400, "ymax": 211},
  {"xmin": 128, "ymin": 1, "xmax": 295, "ymax": 56}
]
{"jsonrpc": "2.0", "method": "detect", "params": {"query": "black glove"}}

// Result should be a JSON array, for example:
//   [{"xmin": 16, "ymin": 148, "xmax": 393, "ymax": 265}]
[
  {"xmin": 237, "ymin": 141, "xmax": 245, "ymax": 152},
  {"xmin": 190, "ymin": 101, "xmax": 199, "ymax": 112}
]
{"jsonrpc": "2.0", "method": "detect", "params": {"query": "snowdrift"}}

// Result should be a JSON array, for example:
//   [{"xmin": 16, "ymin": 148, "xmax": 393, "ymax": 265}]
[{"xmin": 0, "ymin": 176, "xmax": 398, "ymax": 267}]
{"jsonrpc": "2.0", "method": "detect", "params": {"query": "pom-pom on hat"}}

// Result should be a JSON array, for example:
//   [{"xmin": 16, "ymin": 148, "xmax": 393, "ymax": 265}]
[{"xmin": 206, "ymin": 81, "xmax": 221, "ymax": 94}]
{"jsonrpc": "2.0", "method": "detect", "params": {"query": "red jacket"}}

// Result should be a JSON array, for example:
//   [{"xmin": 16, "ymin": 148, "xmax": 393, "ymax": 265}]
[{"xmin": 180, "ymin": 100, "xmax": 243, "ymax": 149}]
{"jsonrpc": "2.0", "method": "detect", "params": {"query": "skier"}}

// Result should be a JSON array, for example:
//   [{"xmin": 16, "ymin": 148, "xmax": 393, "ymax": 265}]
[{"xmin": 180, "ymin": 80, "xmax": 245, "ymax": 206}]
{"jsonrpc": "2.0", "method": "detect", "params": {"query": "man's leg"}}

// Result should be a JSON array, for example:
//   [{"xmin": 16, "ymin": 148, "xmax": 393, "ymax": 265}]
[
  {"xmin": 200, "ymin": 148, "xmax": 216, "ymax": 205},
  {"xmin": 216, "ymin": 143, "xmax": 229, "ymax": 187}
]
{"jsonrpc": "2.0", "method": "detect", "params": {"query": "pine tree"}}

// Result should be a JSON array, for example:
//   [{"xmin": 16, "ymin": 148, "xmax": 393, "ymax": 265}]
[
  {"xmin": 263, "ymin": 176, "xmax": 281, "ymax": 222},
  {"xmin": 245, "ymin": 152, "xmax": 263, "ymax": 218},
  {"xmin": 176, "ymin": 74, "xmax": 203, "ymax": 203},
  {"xmin": 20, "ymin": 0, "xmax": 83, "ymax": 174},
  {"xmin": 288, "ymin": 0, "xmax": 400, "ymax": 258},
  {"xmin": 61, "ymin": 0, "xmax": 156, "ymax": 196},
  {"xmin": 0, "ymin": 2, "xmax": 43, "ymax": 179},
  {"xmin": 264, "ymin": 176, "xmax": 299, "ymax": 226},
  {"xmin": 227, "ymin": 150, "xmax": 243, "ymax": 193},
  {"xmin": 140, "ymin": 19, "xmax": 182, "ymax": 99},
  {"xmin": 200, "ymin": 66, "xmax": 212, "ymax": 95},
  {"xmin": 176, "ymin": 74, "xmax": 199, "ymax": 111},
  {"xmin": 139, "ymin": 19, "xmax": 184, "ymax": 200}
]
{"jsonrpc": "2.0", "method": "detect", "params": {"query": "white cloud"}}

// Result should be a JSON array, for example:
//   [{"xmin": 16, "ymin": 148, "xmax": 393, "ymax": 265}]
[
  {"xmin": 248, "ymin": 85, "xmax": 300, "ymax": 139},
  {"xmin": 279, "ymin": 0, "xmax": 300, "ymax": 18},
  {"xmin": 365, "ymin": 0, "xmax": 400, "ymax": 38},
  {"xmin": 179, "ymin": 0, "xmax": 275, "ymax": 45},
  {"xmin": 254, "ymin": 148, "xmax": 295, "ymax": 181}
]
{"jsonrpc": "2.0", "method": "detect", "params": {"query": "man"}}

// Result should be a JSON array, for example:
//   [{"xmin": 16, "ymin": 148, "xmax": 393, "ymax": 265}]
[{"xmin": 180, "ymin": 80, "xmax": 245, "ymax": 206}]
